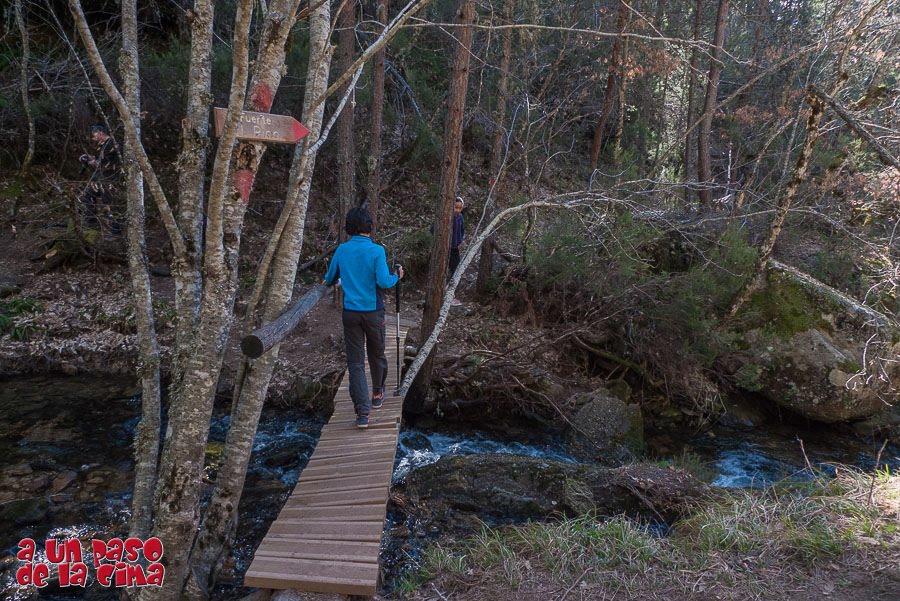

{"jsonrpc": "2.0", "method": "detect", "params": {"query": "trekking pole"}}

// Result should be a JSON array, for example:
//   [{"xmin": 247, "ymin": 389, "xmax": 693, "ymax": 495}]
[{"xmin": 394, "ymin": 265, "xmax": 402, "ymax": 397}]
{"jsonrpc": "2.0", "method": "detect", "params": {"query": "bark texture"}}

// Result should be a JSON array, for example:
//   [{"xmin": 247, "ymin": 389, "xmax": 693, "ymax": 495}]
[
  {"xmin": 143, "ymin": 2, "xmax": 256, "ymax": 597},
  {"xmin": 120, "ymin": 0, "xmax": 161, "ymax": 541},
  {"xmin": 366, "ymin": 0, "xmax": 388, "ymax": 235},
  {"xmin": 810, "ymin": 86, "xmax": 900, "ymax": 169},
  {"xmin": 406, "ymin": 0, "xmax": 475, "ymax": 412},
  {"xmin": 185, "ymin": 2, "xmax": 334, "ymax": 593},
  {"xmin": 728, "ymin": 88, "xmax": 825, "ymax": 318},
  {"xmin": 172, "ymin": 0, "xmax": 214, "ymax": 387},
  {"xmin": 336, "ymin": 0, "xmax": 357, "ymax": 233}
]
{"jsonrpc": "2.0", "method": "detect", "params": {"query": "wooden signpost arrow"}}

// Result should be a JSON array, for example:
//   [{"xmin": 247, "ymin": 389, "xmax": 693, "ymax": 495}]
[{"xmin": 213, "ymin": 108, "xmax": 310, "ymax": 144}]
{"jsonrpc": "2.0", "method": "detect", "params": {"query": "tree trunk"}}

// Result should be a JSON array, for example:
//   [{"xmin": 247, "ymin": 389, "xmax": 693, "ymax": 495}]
[
  {"xmin": 367, "ymin": 0, "xmax": 388, "ymax": 236},
  {"xmin": 14, "ymin": 0, "xmax": 35, "ymax": 179},
  {"xmin": 727, "ymin": 88, "xmax": 825, "ymax": 317},
  {"xmin": 697, "ymin": 0, "xmax": 730, "ymax": 208},
  {"xmin": 613, "ymin": 34, "xmax": 629, "ymax": 169},
  {"xmin": 475, "ymin": 0, "xmax": 513, "ymax": 296},
  {"xmin": 590, "ymin": 0, "xmax": 628, "ymax": 170},
  {"xmin": 119, "ymin": 0, "xmax": 162, "ymax": 541},
  {"xmin": 172, "ymin": 0, "xmax": 214, "ymax": 389},
  {"xmin": 406, "ymin": 0, "xmax": 475, "ymax": 412},
  {"xmin": 336, "ymin": 0, "xmax": 357, "ymax": 232},
  {"xmin": 185, "ymin": 2, "xmax": 334, "ymax": 592},
  {"xmin": 141, "ymin": 2, "xmax": 257, "ymax": 597}
]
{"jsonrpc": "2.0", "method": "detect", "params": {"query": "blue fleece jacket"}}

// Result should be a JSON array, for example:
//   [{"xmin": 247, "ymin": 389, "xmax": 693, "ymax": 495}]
[{"xmin": 324, "ymin": 235, "xmax": 399, "ymax": 311}]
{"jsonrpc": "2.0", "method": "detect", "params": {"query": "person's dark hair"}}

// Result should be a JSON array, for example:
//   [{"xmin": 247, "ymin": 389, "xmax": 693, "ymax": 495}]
[
  {"xmin": 91, "ymin": 124, "xmax": 109, "ymax": 136},
  {"xmin": 345, "ymin": 207, "xmax": 373, "ymax": 236}
]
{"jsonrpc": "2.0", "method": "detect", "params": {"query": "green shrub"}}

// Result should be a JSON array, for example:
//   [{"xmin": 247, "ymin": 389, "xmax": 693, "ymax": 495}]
[{"xmin": 0, "ymin": 298, "xmax": 41, "ymax": 340}]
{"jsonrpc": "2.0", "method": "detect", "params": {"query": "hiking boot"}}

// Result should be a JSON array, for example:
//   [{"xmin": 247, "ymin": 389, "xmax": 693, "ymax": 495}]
[
  {"xmin": 355, "ymin": 414, "xmax": 369, "ymax": 429},
  {"xmin": 451, "ymin": 298, "xmax": 463, "ymax": 307},
  {"xmin": 371, "ymin": 390, "xmax": 384, "ymax": 409}
]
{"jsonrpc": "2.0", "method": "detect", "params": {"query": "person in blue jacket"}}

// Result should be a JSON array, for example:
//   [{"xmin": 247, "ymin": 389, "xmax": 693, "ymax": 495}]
[{"xmin": 324, "ymin": 207, "xmax": 404, "ymax": 429}]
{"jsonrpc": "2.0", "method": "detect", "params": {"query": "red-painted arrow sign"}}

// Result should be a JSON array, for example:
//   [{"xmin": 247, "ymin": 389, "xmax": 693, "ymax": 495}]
[{"xmin": 213, "ymin": 108, "xmax": 310, "ymax": 144}]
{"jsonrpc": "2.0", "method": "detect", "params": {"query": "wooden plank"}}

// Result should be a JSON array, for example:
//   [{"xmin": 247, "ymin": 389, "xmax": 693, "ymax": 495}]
[
  {"xmin": 297, "ymin": 464, "xmax": 396, "ymax": 482},
  {"xmin": 312, "ymin": 436, "xmax": 397, "ymax": 451},
  {"xmin": 302, "ymin": 451, "xmax": 396, "ymax": 466},
  {"xmin": 304, "ymin": 452, "xmax": 395, "ymax": 467},
  {"xmin": 266, "ymin": 520, "xmax": 385, "ymax": 539},
  {"xmin": 283, "ymin": 488, "xmax": 388, "ymax": 507},
  {"xmin": 299, "ymin": 457, "xmax": 396, "ymax": 474},
  {"xmin": 254, "ymin": 539, "xmax": 381, "ymax": 562},
  {"xmin": 297, "ymin": 468, "xmax": 394, "ymax": 487},
  {"xmin": 243, "ymin": 557, "xmax": 378, "ymax": 596},
  {"xmin": 293, "ymin": 476, "xmax": 392, "ymax": 494},
  {"xmin": 314, "ymin": 432, "xmax": 398, "ymax": 446},
  {"xmin": 316, "ymin": 428, "xmax": 398, "ymax": 441},
  {"xmin": 305, "ymin": 443, "xmax": 397, "ymax": 459},
  {"xmin": 276, "ymin": 505, "xmax": 386, "ymax": 521},
  {"xmin": 304, "ymin": 445, "xmax": 397, "ymax": 469},
  {"xmin": 321, "ymin": 421, "xmax": 398, "ymax": 433}
]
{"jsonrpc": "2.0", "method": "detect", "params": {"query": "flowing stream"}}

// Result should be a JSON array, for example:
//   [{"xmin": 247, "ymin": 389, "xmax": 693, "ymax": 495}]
[{"xmin": 1, "ymin": 383, "xmax": 897, "ymax": 599}]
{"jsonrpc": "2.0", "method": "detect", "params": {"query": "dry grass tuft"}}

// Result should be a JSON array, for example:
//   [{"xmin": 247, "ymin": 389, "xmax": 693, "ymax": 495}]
[{"xmin": 394, "ymin": 466, "xmax": 900, "ymax": 601}]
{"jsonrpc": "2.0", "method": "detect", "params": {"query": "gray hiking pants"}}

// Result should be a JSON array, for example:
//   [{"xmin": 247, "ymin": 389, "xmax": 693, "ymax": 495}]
[{"xmin": 342, "ymin": 309, "xmax": 388, "ymax": 416}]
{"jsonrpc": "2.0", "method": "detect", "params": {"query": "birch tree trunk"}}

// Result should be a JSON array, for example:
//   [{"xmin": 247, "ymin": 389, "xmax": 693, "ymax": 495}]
[
  {"xmin": 475, "ymin": 0, "xmax": 513, "ymax": 296},
  {"xmin": 119, "ymin": 0, "xmax": 161, "ymax": 541},
  {"xmin": 142, "ymin": 2, "xmax": 256, "ymax": 597},
  {"xmin": 590, "ymin": 0, "xmax": 628, "ymax": 170},
  {"xmin": 172, "ymin": 0, "xmax": 214, "ymax": 387},
  {"xmin": 697, "ymin": 0, "xmax": 730, "ymax": 208},
  {"xmin": 14, "ymin": 0, "xmax": 35, "ymax": 179},
  {"xmin": 406, "ymin": 0, "xmax": 475, "ymax": 412},
  {"xmin": 185, "ymin": 2, "xmax": 334, "ymax": 593},
  {"xmin": 367, "ymin": 0, "xmax": 388, "ymax": 235}
]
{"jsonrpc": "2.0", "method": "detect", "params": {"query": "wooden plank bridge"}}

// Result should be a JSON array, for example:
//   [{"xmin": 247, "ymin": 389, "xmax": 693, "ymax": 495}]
[{"xmin": 243, "ymin": 323, "xmax": 410, "ymax": 597}]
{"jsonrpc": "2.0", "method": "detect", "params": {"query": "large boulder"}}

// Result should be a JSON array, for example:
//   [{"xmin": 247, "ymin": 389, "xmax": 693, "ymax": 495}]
[
  {"xmin": 565, "ymin": 388, "xmax": 645, "ymax": 464},
  {"xmin": 728, "ymin": 263, "xmax": 899, "ymax": 423}
]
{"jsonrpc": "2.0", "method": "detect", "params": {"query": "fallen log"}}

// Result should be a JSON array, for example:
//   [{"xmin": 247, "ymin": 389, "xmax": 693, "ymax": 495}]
[{"xmin": 241, "ymin": 284, "xmax": 326, "ymax": 358}]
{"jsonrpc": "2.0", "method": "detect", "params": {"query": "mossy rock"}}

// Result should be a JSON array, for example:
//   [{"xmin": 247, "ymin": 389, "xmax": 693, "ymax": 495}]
[
  {"xmin": 746, "ymin": 271, "xmax": 835, "ymax": 337},
  {"xmin": 565, "ymin": 389, "xmax": 645, "ymax": 464},
  {"xmin": 394, "ymin": 454, "xmax": 709, "ymax": 525},
  {"xmin": 731, "ymin": 267, "xmax": 899, "ymax": 423}
]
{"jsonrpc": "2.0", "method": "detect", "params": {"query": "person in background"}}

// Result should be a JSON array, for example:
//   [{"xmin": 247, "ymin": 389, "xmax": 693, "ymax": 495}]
[
  {"xmin": 449, "ymin": 196, "xmax": 465, "ymax": 306},
  {"xmin": 78, "ymin": 124, "xmax": 122, "ymax": 231},
  {"xmin": 324, "ymin": 207, "xmax": 404, "ymax": 429}
]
